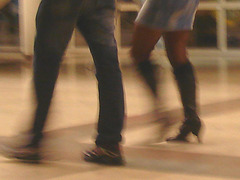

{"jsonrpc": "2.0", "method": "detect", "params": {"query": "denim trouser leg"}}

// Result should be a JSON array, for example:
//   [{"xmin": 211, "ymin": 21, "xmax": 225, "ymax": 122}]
[
  {"xmin": 30, "ymin": 0, "xmax": 81, "ymax": 145},
  {"xmin": 77, "ymin": 8, "xmax": 125, "ymax": 146}
]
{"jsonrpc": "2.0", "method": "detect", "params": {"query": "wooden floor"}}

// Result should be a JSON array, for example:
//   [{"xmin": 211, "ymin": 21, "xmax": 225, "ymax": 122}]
[{"xmin": 1, "ymin": 61, "xmax": 240, "ymax": 179}]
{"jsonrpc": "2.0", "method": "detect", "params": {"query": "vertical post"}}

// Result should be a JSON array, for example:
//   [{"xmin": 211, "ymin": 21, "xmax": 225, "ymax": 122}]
[
  {"xmin": 19, "ymin": 0, "xmax": 41, "ymax": 56},
  {"xmin": 217, "ymin": 0, "xmax": 228, "ymax": 81},
  {"xmin": 115, "ymin": 6, "xmax": 122, "ymax": 48},
  {"xmin": 217, "ymin": 0, "xmax": 227, "ymax": 52}
]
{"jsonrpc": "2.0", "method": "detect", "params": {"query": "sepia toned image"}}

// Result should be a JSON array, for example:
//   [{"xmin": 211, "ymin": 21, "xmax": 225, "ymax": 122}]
[
  {"xmin": 1, "ymin": 0, "xmax": 240, "ymax": 179},
  {"xmin": 0, "ymin": 0, "xmax": 19, "ymax": 46}
]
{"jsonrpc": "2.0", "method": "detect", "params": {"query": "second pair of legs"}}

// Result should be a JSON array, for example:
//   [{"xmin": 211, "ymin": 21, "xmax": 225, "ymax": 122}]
[{"xmin": 130, "ymin": 24, "xmax": 203, "ymax": 143}]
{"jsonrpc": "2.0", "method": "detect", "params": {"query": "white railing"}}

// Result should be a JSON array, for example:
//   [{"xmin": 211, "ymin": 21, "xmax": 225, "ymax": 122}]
[{"xmin": 1, "ymin": 0, "xmax": 240, "ymax": 65}]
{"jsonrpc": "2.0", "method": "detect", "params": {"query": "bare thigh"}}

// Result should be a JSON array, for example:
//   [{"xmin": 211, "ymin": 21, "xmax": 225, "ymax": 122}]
[
  {"xmin": 130, "ymin": 24, "xmax": 162, "ymax": 63},
  {"xmin": 163, "ymin": 31, "xmax": 191, "ymax": 67}
]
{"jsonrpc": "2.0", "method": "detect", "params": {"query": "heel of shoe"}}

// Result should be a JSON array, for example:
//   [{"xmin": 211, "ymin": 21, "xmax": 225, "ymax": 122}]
[
  {"xmin": 197, "ymin": 136, "xmax": 202, "ymax": 144},
  {"xmin": 191, "ymin": 121, "xmax": 203, "ymax": 143}
]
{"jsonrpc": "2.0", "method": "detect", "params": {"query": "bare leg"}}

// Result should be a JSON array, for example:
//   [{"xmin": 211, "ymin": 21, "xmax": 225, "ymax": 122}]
[{"xmin": 131, "ymin": 24, "xmax": 162, "ymax": 63}]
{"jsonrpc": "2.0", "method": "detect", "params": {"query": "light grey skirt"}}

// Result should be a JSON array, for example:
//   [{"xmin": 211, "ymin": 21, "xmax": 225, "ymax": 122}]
[{"xmin": 135, "ymin": 0, "xmax": 199, "ymax": 31}]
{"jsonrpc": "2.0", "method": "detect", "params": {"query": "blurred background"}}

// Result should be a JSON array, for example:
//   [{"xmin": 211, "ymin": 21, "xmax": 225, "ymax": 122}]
[
  {"xmin": 1, "ymin": 0, "xmax": 240, "ymax": 61},
  {"xmin": 1, "ymin": 0, "xmax": 240, "ymax": 179}
]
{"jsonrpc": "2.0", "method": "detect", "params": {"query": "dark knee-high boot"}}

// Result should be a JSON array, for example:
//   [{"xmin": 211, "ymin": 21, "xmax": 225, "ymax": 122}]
[
  {"xmin": 168, "ymin": 61, "xmax": 203, "ymax": 143},
  {"xmin": 137, "ymin": 60, "xmax": 171, "ymax": 121},
  {"xmin": 137, "ymin": 60, "xmax": 159, "ymax": 99}
]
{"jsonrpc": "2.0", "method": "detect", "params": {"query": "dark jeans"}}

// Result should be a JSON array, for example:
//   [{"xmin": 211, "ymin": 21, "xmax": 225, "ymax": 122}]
[{"xmin": 31, "ymin": 0, "xmax": 124, "ymax": 146}]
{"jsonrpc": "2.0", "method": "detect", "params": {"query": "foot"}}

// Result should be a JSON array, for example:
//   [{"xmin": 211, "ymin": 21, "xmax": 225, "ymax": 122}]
[
  {"xmin": 166, "ymin": 118, "xmax": 202, "ymax": 143},
  {"xmin": 1, "ymin": 144, "xmax": 41, "ymax": 163},
  {"xmin": 83, "ymin": 145, "xmax": 124, "ymax": 166}
]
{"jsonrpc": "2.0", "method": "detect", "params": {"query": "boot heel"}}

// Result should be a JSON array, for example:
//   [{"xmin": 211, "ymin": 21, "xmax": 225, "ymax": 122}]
[
  {"xmin": 195, "ymin": 129, "xmax": 203, "ymax": 143},
  {"xmin": 191, "ymin": 121, "xmax": 203, "ymax": 143},
  {"xmin": 197, "ymin": 135, "xmax": 202, "ymax": 143}
]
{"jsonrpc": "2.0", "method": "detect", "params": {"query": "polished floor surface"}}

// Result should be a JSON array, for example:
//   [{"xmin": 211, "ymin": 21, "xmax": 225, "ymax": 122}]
[{"xmin": 1, "ymin": 60, "xmax": 240, "ymax": 180}]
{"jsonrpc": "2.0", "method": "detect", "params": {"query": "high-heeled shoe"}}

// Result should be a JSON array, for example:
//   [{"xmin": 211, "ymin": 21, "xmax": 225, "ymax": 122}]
[{"xmin": 167, "ymin": 117, "xmax": 203, "ymax": 143}]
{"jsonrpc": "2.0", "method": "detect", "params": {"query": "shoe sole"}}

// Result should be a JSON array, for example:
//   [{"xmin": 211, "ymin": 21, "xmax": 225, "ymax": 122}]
[{"xmin": 84, "ymin": 155, "xmax": 125, "ymax": 166}]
